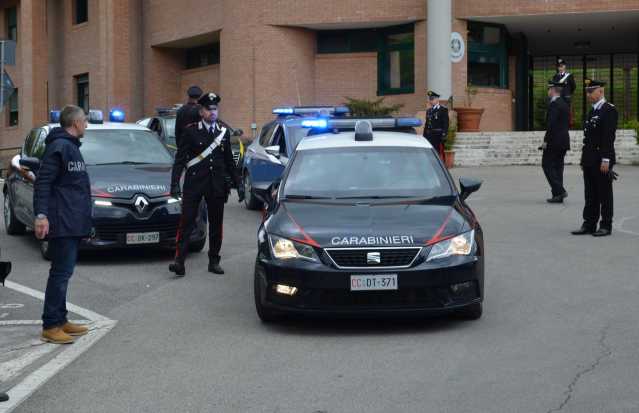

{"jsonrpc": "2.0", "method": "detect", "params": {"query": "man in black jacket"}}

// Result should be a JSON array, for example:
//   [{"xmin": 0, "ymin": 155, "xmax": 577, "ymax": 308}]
[
  {"xmin": 572, "ymin": 79, "xmax": 618, "ymax": 237},
  {"xmin": 169, "ymin": 92, "xmax": 245, "ymax": 276},
  {"xmin": 423, "ymin": 90, "xmax": 449, "ymax": 159},
  {"xmin": 34, "ymin": 105, "xmax": 92, "ymax": 344},
  {"xmin": 542, "ymin": 81, "xmax": 571, "ymax": 203},
  {"xmin": 552, "ymin": 58, "xmax": 577, "ymax": 105},
  {"xmin": 175, "ymin": 85, "xmax": 202, "ymax": 148}
]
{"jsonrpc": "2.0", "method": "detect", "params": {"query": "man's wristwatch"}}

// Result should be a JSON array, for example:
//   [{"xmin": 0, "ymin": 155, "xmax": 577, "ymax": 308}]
[{"xmin": 36, "ymin": 214, "xmax": 47, "ymax": 220}]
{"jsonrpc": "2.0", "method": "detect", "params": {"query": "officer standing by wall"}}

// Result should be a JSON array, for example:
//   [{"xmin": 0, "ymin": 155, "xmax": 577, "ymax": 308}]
[
  {"xmin": 423, "ymin": 90, "xmax": 449, "ymax": 159},
  {"xmin": 169, "ymin": 92, "xmax": 245, "ymax": 276},
  {"xmin": 541, "ymin": 81, "xmax": 570, "ymax": 203},
  {"xmin": 572, "ymin": 79, "xmax": 618, "ymax": 237},
  {"xmin": 175, "ymin": 86, "xmax": 203, "ymax": 148}
]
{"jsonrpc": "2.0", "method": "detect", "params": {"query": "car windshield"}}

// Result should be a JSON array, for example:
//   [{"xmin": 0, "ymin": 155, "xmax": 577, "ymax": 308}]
[
  {"xmin": 283, "ymin": 147, "xmax": 452, "ymax": 199},
  {"xmin": 81, "ymin": 129, "xmax": 174, "ymax": 165},
  {"xmin": 286, "ymin": 124, "xmax": 417, "ymax": 152}
]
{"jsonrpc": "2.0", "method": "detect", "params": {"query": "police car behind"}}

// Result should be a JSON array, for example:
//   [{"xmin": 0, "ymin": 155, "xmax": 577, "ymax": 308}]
[
  {"xmin": 4, "ymin": 109, "xmax": 206, "ymax": 259},
  {"xmin": 253, "ymin": 121, "xmax": 484, "ymax": 322}
]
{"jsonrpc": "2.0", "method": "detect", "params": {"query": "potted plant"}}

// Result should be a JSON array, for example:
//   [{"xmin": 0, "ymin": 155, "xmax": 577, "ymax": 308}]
[
  {"xmin": 443, "ymin": 120, "xmax": 457, "ymax": 169},
  {"xmin": 455, "ymin": 84, "xmax": 484, "ymax": 132},
  {"xmin": 343, "ymin": 97, "xmax": 404, "ymax": 116}
]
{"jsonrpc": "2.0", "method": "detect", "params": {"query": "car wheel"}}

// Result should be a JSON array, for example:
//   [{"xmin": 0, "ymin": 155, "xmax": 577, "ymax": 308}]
[
  {"xmin": 254, "ymin": 269, "xmax": 280, "ymax": 323},
  {"xmin": 4, "ymin": 192, "xmax": 26, "ymax": 235},
  {"xmin": 243, "ymin": 172, "xmax": 262, "ymax": 211},
  {"xmin": 458, "ymin": 302, "xmax": 482, "ymax": 320},
  {"xmin": 40, "ymin": 240, "xmax": 52, "ymax": 261},
  {"xmin": 189, "ymin": 237, "xmax": 206, "ymax": 253}
]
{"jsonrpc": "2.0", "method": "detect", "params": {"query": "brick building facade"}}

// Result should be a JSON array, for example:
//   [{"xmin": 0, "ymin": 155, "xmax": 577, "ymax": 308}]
[{"xmin": 2, "ymin": 0, "xmax": 639, "ymax": 152}]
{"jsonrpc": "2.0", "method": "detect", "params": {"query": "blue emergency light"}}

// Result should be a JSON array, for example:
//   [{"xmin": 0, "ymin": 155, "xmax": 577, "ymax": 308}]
[
  {"xmin": 273, "ymin": 106, "xmax": 295, "ymax": 115},
  {"xmin": 301, "ymin": 119, "xmax": 328, "ymax": 128},
  {"xmin": 395, "ymin": 118, "xmax": 422, "ymax": 127},
  {"xmin": 272, "ymin": 106, "xmax": 350, "ymax": 116},
  {"xmin": 109, "ymin": 108, "xmax": 126, "ymax": 122},
  {"xmin": 49, "ymin": 110, "xmax": 61, "ymax": 123}
]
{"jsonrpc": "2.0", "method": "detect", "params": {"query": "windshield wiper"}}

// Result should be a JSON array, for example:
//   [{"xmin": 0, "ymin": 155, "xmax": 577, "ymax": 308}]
[
  {"xmin": 93, "ymin": 161, "xmax": 153, "ymax": 166},
  {"xmin": 283, "ymin": 194, "xmax": 331, "ymax": 200},
  {"xmin": 334, "ymin": 195, "xmax": 415, "ymax": 200}
]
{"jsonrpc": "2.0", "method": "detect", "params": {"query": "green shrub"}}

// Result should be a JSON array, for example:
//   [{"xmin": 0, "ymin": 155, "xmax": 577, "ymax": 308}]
[
  {"xmin": 444, "ymin": 120, "xmax": 457, "ymax": 151},
  {"xmin": 343, "ymin": 97, "xmax": 404, "ymax": 117}
]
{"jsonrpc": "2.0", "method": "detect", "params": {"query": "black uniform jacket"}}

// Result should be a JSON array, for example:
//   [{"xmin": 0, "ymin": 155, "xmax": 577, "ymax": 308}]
[
  {"xmin": 171, "ymin": 121, "xmax": 240, "ymax": 197},
  {"xmin": 423, "ymin": 105, "xmax": 449, "ymax": 141},
  {"xmin": 581, "ymin": 101, "xmax": 618, "ymax": 167},
  {"xmin": 552, "ymin": 72, "xmax": 577, "ymax": 100},
  {"xmin": 175, "ymin": 102, "xmax": 201, "ymax": 147},
  {"xmin": 544, "ymin": 97, "xmax": 571, "ymax": 152}
]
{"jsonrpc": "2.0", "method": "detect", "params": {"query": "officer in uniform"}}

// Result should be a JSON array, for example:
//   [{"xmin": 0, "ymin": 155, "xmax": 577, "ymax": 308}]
[
  {"xmin": 552, "ymin": 58, "xmax": 576, "ymax": 104},
  {"xmin": 169, "ymin": 92, "xmax": 245, "ymax": 276},
  {"xmin": 572, "ymin": 79, "xmax": 618, "ymax": 237},
  {"xmin": 541, "ymin": 81, "xmax": 570, "ymax": 203},
  {"xmin": 552, "ymin": 58, "xmax": 577, "ymax": 126},
  {"xmin": 423, "ymin": 90, "xmax": 449, "ymax": 159},
  {"xmin": 175, "ymin": 86, "xmax": 203, "ymax": 148}
]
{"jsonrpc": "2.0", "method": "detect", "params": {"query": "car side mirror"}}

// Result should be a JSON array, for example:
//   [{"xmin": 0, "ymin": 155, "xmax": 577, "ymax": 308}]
[
  {"xmin": 265, "ymin": 145, "xmax": 281, "ymax": 158},
  {"xmin": 459, "ymin": 177, "xmax": 482, "ymax": 201},
  {"xmin": 19, "ymin": 156, "xmax": 42, "ymax": 173},
  {"xmin": 253, "ymin": 178, "xmax": 281, "ymax": 208}
]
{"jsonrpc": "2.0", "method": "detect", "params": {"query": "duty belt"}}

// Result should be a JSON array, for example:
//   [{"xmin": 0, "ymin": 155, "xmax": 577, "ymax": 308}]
[{"xmin": 186, "ymin": 127, "xmax": 227, "ymax": 169}]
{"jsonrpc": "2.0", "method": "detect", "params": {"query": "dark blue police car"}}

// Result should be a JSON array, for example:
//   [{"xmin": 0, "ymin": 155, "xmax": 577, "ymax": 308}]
[
  {"xmin": 241, "ymin": 106, "xmax": 422, "ymax": 210},
  {"xmin": 3, "ymin": 109, "xmax": 206, "ymax": 259}
]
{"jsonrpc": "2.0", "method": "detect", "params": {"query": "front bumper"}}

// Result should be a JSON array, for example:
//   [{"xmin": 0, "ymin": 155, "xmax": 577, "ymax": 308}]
[{"xmin": 255, "ymin": 254, "xmax": 484, "ymax": 317}]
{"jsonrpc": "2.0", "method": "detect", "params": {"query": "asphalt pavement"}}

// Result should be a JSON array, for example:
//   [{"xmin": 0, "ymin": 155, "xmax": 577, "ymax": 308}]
[{"xmin": 1, "ymin": 165, "xmax": 639, "ymax": 413}]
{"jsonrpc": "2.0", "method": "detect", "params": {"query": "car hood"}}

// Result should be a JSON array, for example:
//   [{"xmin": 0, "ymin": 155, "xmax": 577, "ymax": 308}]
[
  {"xmin": 267, "ymin": 199, "xmax": 471, "ymax": 248},
  {"xmin": 88, "ymin": 164, "xmax": 172, "ymax": 199}
]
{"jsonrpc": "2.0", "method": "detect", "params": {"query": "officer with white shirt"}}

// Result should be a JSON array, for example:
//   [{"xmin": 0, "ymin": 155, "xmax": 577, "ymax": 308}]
[
  {"xmin": 423, "ymin": 90, "xmax": 449, "ymax": 159},
  {"xmin": 552, "ymin": 58, "xmax": 577, "ymax": 105},
  {"xmin": 572, "ymin": 79, "xmax": 618, "ymax": 237}
]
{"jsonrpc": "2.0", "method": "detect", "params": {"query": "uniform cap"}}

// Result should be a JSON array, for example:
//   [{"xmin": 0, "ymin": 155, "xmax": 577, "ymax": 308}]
[
  {"xmin": 187, "ymin": 85, "xmax": 203, "ymax": 98},
  {"xmin": 584, "ymin": 79, "xmax": 605, "ymax": 90},
  {"xmin": 197, "ymin": 92, "xmax": 221, "ymax": 109},
  {"xmin": 556, "ymin": 58, "xmax": 566, "ymax": 66},
  {"xmin": 427, "ymin": 90, "xmax": 440, "ymax": 98}
]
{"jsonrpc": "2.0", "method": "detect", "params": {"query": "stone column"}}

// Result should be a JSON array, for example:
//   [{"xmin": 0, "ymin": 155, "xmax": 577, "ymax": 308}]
[{"xmin": 426, "ymin": 0, "xmax": 452, "ymax": 100}]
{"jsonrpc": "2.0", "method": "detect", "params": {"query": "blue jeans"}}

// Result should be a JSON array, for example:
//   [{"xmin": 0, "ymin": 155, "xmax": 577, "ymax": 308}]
[{"xmin": 42, "ymin": 237, "xmax": 81, "ymax": 329}]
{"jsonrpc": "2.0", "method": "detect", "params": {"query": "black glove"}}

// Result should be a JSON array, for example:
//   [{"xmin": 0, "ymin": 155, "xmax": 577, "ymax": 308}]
[
  {"xmin": 170, "ymin": 184, "xmax": 181, "ymax": 199},
  {"xmin": 237, "ymin": 184, "xmax": 245, "ymax": 203}
]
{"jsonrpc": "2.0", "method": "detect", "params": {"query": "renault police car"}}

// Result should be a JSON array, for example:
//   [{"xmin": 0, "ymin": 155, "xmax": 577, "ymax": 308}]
[
  {"xmin": 3, "ymin": 109, "xmax": 206, "ymax": 259},
  {"xmin": 242, "ymin": 106, "xmax": 422, "ymax": 210},
  {"xmin": 253, "ymin": 121, "xmax": 484, "ymax": 322}
]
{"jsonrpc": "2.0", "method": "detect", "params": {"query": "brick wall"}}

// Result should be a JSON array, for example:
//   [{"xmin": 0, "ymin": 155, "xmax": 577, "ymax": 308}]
[{"xmin": 456, "ymin": 0, "xmax": 639, "ymax": 17}]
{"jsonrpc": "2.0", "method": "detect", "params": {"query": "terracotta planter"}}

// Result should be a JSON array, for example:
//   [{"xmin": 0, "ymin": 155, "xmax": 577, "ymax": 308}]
[
  {"xmin": 444, "ymin": 150, "xmax": 455, "ymax": 169},
  {"xmin": 456, "ymin": 107, "xmax": 484, "ymax": 132}
]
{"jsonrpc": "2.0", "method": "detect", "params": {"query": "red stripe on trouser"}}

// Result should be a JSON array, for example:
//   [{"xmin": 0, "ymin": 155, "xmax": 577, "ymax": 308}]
[
  {"xmin": 174, "ymin": 214, "xmax": 185, "ymax": 260},
  {"xmin": 438, "ymin": 143, "xmax": 445, "ymax": 160}
]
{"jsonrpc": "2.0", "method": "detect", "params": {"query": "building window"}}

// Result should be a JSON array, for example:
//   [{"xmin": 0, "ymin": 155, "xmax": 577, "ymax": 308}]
[
  {"xmin": 8, "ymin": 89, "xmax": 18, "ymax": 127},
  {"xmin": 185, "ymin": 43, "xmax": 220, "ymax": 69},
  {"xmin": 467, "ymin": 22, "xmax": 508, "ymax": 88},
  {"xmin": 7, "ymin": 7, "xmax": 17, "ymax": 41},
  {"xmin": 317, "ymin": 30, "xmax": 378, "ymax": 54},
  {"xmin": 74, "ymin": 0, "xmax": 88, "ymax": 25},
  {"xmin": 75, "ymin": 74, "xmax": 89, "ymax": 112},
  {"xmin": 317, "ymin": 25, "xmax": 415, "ymax": 95},
  {"xmin": 378, "ymin": 26, "xmax": 415, "ymax": 95}
]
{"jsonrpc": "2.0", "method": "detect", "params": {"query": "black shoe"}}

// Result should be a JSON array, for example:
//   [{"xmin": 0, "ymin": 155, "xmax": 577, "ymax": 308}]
[
  {"xmin": 571, "ymin": 226, "xmax": 595, "ymax": 235},
  {"xmin": 546, "ymin": 195, "xmax": 564, "ymax": 203},
  {"xmin": 0, "ymin": 392, "xmax": 8, "ymax": 402},
  {"xmin": 592, "ymin": 228, "xmax": 612, "ymax": 237},
  {"xmin": 208, "ymin": 262, "xmax": 224, "ymax": 274},
  {"xmin": 169, "ymin": 261, "xmax": 185, "ymax": 277},
  {"xmin": 561, "ymin": 191, "xmax": 568, "ymax": 199}
]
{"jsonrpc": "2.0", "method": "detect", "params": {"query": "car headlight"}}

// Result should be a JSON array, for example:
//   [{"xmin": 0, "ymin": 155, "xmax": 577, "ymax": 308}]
[
  {"xmin": 426, "ymin": 230, "xmax": 475, "ymax": 262},
  {"xmin": 94, "ymin": 199, "xmax": 112, "ymax": 207},
  {"xmin": 167, "ymin": 197, "xmax": 180, "ymax": 204},
  {"xmin": 269, "ymin": 234, "xmax": 319, "ymax": 262}
]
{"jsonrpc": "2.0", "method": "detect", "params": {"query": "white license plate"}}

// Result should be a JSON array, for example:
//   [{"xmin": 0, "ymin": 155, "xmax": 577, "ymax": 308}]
[
  {"xmin": 126, "ymin": 232, "xmax": 160, "ymax": 245},
  {"xmin": 350, "ymin": 274, "xmax": 398, "ymax": 291}
]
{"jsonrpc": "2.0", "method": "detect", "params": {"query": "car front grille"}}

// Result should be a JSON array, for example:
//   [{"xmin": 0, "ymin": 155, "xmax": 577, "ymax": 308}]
[
  {"xmin": 304, "ymin": 287, "xmax": 444, "ymax": 309},
  {"xmin": 95, "ymin": 220, "xmax": 180, "ymax": 241},
  {"xmin": 324, "ymin": 247, "xmax": 421, "ymax": 269}
]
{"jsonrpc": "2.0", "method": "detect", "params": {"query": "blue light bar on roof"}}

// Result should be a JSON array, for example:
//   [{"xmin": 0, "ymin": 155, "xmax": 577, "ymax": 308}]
[
  {"xmin": 109, "ymin": 108, "xmax": 125, "ymax": 122},
  {"xmin": 50, "ymin": 110, "xmax": 61, "ymax": 123},
  {"xmin": 395, "ymin": 117, "xmax": 423, "ymax": 127},
  {"xmin": 301, "ymin": 119, "xmax": 328, "ymax": 128},
  {"xmin": 273, "ymin": 106, "xmax": 295, "ymax": 115}
]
